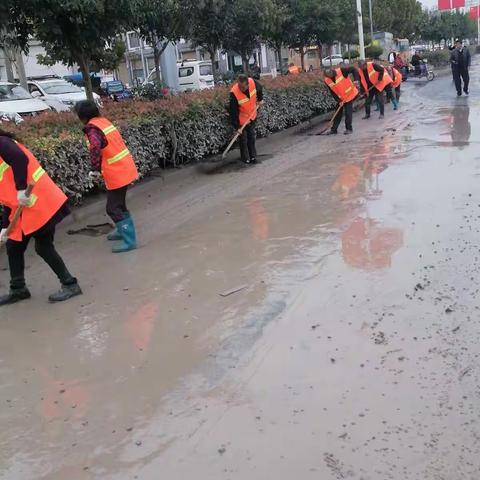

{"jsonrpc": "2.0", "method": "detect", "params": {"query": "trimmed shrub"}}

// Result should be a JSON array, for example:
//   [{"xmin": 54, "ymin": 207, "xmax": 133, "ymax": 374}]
[
  {"xmin": 365, "ymin": 45, "xmax": 383, "ymax": 59},
  {"xmin": 422, "ymin": 49, "xmax": 450, "ymax": 67},
  {"xmin": 344, "ymin": 50, "xmax": 360, "ymax": 60},
  {"xmin": 6, "ymin": 73, "xmax": 336, "ymax": 203}
]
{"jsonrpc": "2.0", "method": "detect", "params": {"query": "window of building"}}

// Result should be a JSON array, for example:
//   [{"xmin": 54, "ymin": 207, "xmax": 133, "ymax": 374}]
[{"xmin": 127, "ymin": 32, "xmax": 140, "ymax": 50}]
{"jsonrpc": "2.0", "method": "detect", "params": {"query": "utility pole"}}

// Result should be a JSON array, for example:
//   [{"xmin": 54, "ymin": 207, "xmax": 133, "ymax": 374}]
[
  {"xmin": 369, "ymin": 0, "xmax": 374, "ymax": 41},
  {"xmin": 356, "ymin": 0, "xmax": 366, "ymax": 60}
]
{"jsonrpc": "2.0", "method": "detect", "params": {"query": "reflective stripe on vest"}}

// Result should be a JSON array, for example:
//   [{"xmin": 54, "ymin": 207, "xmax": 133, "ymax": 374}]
[
  {"xmin": 0, "ymin": 160, "xmax": 10, "ymax": 182},
  {"xmin": 107, "ymin": 148, "xmax": 130, "ymax": 165}
]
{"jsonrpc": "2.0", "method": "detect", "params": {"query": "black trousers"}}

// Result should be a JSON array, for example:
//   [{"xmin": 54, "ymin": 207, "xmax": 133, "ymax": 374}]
[
  {"xmin": 332, "ymin": 101, "xmax": 353, "ymax": 132},
  {"xmin": 239, "ymin": 122, "xmax": 257, "ymax": 162},
  {"xmin": 365, "ymin": 89, "xmax": 384, "ymax": 116},
  {"xmin": 395, "ymin": 85, "xmax": 401, "ymax": 101},
  {"xmin": 6, "ymin": 226, "xmax": 76, "ymax": 290},
  {"xmin": 453, "ymin": 68, "xmax": 469, "ymax": 94},
  {"xmin": 106, "ymin": 186, "xmax": 128, "ymax": 223}
]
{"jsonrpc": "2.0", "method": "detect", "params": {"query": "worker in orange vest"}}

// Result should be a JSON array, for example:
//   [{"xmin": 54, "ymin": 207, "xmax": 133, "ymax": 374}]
[
  {"xmin": 324, "ymin": 65, "xmax": 360, "ymax": 135},
  {"xmin": 0, "ymin": 129, "xmax": 82, "ymax": 305},
  {"xmin": 74, "ymin": 101, "xmax": 139, "ymax": 253},
  {"xmin": 357, "ymin": 60, "xmax": 392, "ymax": 119},
  {"xmin": 288, "ymin": 63, "xmax": 301, "ymax": 75},
  {"xmin": 386, "ymin": 65, "xmax": 402, "ymax": 104},
  {"xmin": 229, "ymin": 74, "xmax": 264, "ymax": 164}
]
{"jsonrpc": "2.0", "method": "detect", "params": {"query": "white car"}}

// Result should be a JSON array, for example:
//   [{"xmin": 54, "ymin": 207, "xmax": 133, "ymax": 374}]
[
  {"xmin": 0, "ymin": 82, "xmax": 50, "ymax": 121},
  {"xmin": 321, "ymin": 55, "xmax": 349, "ymax": 67},
  {"xmin": 145, "ymin": 61, "xmax": 215, "ymax": 92},
  {"xmin": 27, "ymin": 77, "xmax": 101, "ymax": 112}
]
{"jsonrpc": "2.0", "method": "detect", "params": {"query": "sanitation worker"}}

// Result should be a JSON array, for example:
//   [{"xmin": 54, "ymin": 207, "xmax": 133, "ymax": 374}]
[
  {"xmin": 323, "ymin": 65, "xmax": 360, "ymax": 135},
  {"xmin": 230, "ymin": 74, "xmax": 264, "ymax": 165},
  {"xmin": 0, "ymin": 128, "xmax": 82, "ymax": 305},
  {"xmin": 386, "ymin": 65, "xmax": 402, "ymax": 107},
  {"xmin": 74, "ymin": 101, "xmax": 139, "ymax": 253},
  {"xmin": 357, "ymin": 60, "xmax": 392, "ymax": 120}
]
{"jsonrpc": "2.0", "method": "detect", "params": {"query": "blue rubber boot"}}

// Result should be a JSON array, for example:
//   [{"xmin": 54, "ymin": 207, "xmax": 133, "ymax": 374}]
[
  {"xmin": 107, "ymin": 211, "xmax": 130, "ymax": 241},
  {"xmin": 392, "ymin": 98, "xmax": 399, "ymax": 111},
  {"xmin": 112, "ymin": 216, "xmax": 137, "ymax": 253}
]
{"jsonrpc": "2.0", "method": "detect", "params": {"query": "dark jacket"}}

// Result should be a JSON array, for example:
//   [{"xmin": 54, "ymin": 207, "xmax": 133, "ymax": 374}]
[
  {"xmin": 325, "ymin": 67, "xmax": 360, "ymax": 103},
  {"xmin": 230, "ymin": 79, "xmax": 264, "ymax": 130},
  {"xmin": 450, "ymin": 47, "xmax": 471, "ymax": 70}
]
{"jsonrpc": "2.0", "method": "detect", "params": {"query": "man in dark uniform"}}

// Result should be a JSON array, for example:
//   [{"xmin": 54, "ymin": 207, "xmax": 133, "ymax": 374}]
[
  {"xmin": 323, "ymin": 65, "xmax": 360, "ymax": 135},
  {"xmin": 230, "ymin": 74, "xmax": 264, "ymax": 164},
  {"xmin": 450, "ymin": 38, "xmax": 471, "ymax": 96}
]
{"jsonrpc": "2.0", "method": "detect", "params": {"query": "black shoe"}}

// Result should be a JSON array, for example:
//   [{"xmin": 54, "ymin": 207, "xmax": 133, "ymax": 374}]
[
  {"xmin": 0, "ymin": 287, "xmax": 31, "ymax": 306},
  {"xmin": 49, "ymin": 283, "xmax": 82, "ymax": 303},
  {"xmin": 379, "ymin": 114, "xmax": 384, "ymax": 119},
  {"xmin": 250, "ymin": 157, "xmax": 258, "ymax": 164},
  {"xmin": 326, "ymin": 130, "xmax": 338, "ymax": 135},
  {"xmin": 464, "ymin": 89, "xmax": 469, "ymax": 95},
  {"xmin": 344, "ymin": 130, "xmax": 353, "ymax": 135},
  {"xmin": 362, "ymin": 115, "xmax": 370, "ymax": 120},
  {"xmin": 457, "ymin": 92, "xmax": 462, "ymax": 97}
]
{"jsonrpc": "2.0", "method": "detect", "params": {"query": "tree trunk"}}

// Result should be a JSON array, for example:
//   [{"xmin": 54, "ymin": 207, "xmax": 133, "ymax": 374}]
[
  {"xmin": 329, "ymin": 45, "xmax": 333, "ymax": 67},
  {"xmin": 299, "ymin": 47, "xmax": 305, "ymax": 72},
  {"xmin": 317, "ymin": 44, "xmax": 323, "ymax": 67},
  {"xmin": 347, "ymin": 43, "xmax": 351, "ymax": 60},
  {"xmin": 77, "ymin": 53, "xmax": 94, "ymax": 102},
  {"xmin": 208, "ymin": 47, "xmax": 219, "ymax": 82},
  {"xmin": 276, "ymin": 46, "xmax": 283, "ymax": 73},
  {"xmin": 153, "ymin": 42, "xmax": 161, "ymax": 83},
  {"xmin": 242, "ymin": 55, "xmax": 249, "ymax": 73}
]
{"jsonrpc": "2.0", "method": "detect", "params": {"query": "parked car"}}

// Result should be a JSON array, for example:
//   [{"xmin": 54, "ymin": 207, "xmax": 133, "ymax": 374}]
[
  {"xmin": 321, "ymin": 55, "xmax": 349, "ymax": 67},
  {"xmin": 27, "ymin": 76, "xmax": 101, "ymax": 111},
  {"xmin": 0, "ymin": 82, "xmax": 50, "ymax": 121},
  {"xmin": 100, "ymin": 80, "xmax": 133, "ymax": 101},
  {"xmin": 145, "ymin": 60, "xmax": 215, "ymax": 92}
]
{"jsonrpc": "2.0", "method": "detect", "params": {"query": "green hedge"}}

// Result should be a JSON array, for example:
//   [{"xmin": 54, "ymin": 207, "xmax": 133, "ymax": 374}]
[{"xmin": 8, "ymin": 73, "xmax": 336, "ymax": 203}]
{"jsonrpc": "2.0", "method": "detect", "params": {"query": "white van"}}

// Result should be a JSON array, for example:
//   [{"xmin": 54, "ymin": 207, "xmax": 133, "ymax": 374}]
[{"xmin": 145, "ymin": 60, "xmax": 214, "ymax": 92}]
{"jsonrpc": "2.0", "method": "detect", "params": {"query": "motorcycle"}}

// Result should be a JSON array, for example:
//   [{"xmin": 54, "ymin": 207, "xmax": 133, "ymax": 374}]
[{"xmin": 404, "ymin": 60, "xmax": 435, "ymax": 82}]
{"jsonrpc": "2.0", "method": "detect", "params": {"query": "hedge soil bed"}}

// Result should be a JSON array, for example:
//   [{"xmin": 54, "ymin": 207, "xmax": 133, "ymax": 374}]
[{"xmin": 7, "ymin": 73, "xmax": 336, "ymax": 204}]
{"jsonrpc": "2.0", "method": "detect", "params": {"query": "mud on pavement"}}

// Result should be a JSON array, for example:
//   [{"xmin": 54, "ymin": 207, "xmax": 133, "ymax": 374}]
[{"xmin": 2, "ymin": 63, "xmax": 480, "ymax": 480}]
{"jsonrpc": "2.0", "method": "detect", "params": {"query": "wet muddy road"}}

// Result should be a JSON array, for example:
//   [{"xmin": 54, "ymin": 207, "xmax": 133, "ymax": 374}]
[{"xmin": 2, "ymin": 64, "xmax": 480, "ymax": 479}]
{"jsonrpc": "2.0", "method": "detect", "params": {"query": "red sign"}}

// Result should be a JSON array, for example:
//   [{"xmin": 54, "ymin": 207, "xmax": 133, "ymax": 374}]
[
  {"xmin": 470, "ymin": 6, "xmax": 479, "ymax": 19},
  {"xmin": 451, "ymin": 0, "xmax": 465, "ymax": 7},
  {"xmin": 438, "ymin": 0, "xmax": 451, "ymax": 10}
]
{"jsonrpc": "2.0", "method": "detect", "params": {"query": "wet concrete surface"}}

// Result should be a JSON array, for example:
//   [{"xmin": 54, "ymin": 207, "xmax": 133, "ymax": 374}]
[{"xmin": 2, "ymin": 62, "xmax": 480, "ymax": 479}]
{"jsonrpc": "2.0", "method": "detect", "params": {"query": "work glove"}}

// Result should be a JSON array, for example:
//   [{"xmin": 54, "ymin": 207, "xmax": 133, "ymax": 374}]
[
  {"xmin": 0, "ymin": 228, "xmax": 8, "ymax": 243},
  {"xmin": 88, "ymin": 171, "xmax": 102, "ymax": 181},
  {"xmin": 17, "ymin": 190, "xmax": 33, "ymax": 207}
]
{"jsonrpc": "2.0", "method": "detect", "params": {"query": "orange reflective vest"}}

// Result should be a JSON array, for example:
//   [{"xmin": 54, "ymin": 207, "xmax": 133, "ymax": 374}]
[
  {"xmin": 86, "ymin": 117, "xmax": 138, "ymax": 191},
  {"xmin": 324, "ymin": 68, "xmax": 359, "ymax": 103},
  {"xmin": 231, "ymin": 78, "xmax": 258, "ymax": 127},
  {"xmin": 391, "ymin": 67, "xmax": 402, "ymax": 88},
  {"xmin": 367, "ymin": 62, "xmax": 392, "ymax": 92},
  {"xmin": 0, "ymin": 142, "xmax": 67, "ymax": 241},
  {"xmin": 288, "ymin": 66, "xmax": 301, "ymax": 75},
  {"xmin": 357, "ymin": 68, "xmax": 369, "ymax": 95}
]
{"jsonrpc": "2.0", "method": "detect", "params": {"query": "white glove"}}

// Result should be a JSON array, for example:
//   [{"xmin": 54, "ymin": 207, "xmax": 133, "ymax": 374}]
[
  {"xmin": 0, "ymin": 228, "xmax": 7, "ymax": 243},
  {"xmin": 17, "ymin": 190, "xmax": 33, "ymax": 207},
  {"xmin": 88, "ymin": 171, "xmax": 102, "ymax": 181}
]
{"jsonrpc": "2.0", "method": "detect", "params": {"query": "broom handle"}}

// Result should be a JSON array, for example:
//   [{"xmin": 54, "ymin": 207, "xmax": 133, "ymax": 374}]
[
  {"xmin": 222, "ymin": 104, "xmax": 261, "ymax": 159},
  {"xmin": 5, "ymin": 183, "xmax": 35, "ymax": 237}
]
